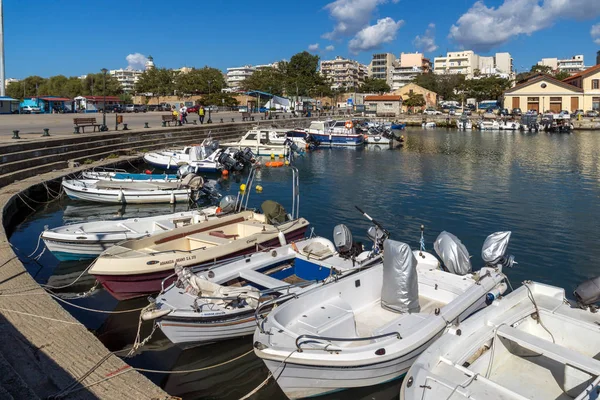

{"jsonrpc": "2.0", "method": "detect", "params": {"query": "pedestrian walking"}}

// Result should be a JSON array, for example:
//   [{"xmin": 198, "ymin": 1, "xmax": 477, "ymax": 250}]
[
  {"xmin": 179, "ymin": 103, "xmax": 188, "ymax": 125},
  {"xmin": 198, "ymin": 106, "xmax": 205, "ymax": 124}
]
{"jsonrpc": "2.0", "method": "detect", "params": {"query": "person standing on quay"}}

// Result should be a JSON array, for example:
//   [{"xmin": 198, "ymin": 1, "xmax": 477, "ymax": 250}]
[
  {"xmin": 172, "ymin": 106, "xmax": 179, "ymax": 126},
  {"xmin": 180, "ymin": 103, "xmax": 188, "ymax": 125},
  {"xmin": 198, "ymin": 106, "xmax": 205, "ymax": 124}
]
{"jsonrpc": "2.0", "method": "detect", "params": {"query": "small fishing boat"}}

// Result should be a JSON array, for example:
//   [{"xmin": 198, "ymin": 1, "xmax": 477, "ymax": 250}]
[
  {"xmin": 477, "ymin": 120, "xmax": 500, "ymax": 130},
  {"xmin": 42, "ymin": 206, "xmax": 218, "ymax": 261},
  {"xmin": 253, "ymin": 230, "xmax": 514, "ymax": 399},
  {"xmin": 82, "ymin": 170, "xmax": 179, "ymax": 182},
  {"xmin": 391, "ymin": 123, "xmax": 406, "ymax": 130},
  {"xmin": 456, "ymin": 115, "xmax": 473, "ymax": 130},
  {"xmin": 401, "ymin": 277, "xmax": 600, "ymax": 400},
  {"xmin": 61, "ymin": 173, "xmax": 205, "ymax": 204},
  {"xmin": 143, "ymin": 138, "xmax": 224, "ymax": 172},
  {"xmin": 422, "ymin": 122, "xmax": 437, "ymax": 129},
  {"xmin": 143, "ymin": 231, "xmax": 383, "ymax": 345},
  {"xmin": 305, "ymin": 120, "xmax": 364, "ymax": 147},
  {"xmin": 499, "ymin": 120, "xmax": 521, "ymax": 131}
]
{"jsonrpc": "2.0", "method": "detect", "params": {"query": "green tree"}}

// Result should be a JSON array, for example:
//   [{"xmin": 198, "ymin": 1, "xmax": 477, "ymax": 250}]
[
  {"xmin": 462, "ymin": 75, "xmax": 512, "ymax": 102},
  {"xmin": 240, "ymin": 67, "xmax": 285, "ymax": 96},
  {"xmin": 553, "ymin": 71, "xmax": 571, "ymax": 81},
  {"xmin": 175, "ymin": 67, "xmax": 225, "ymax": 96},
  {"xmin": 6, "ymin": 81, "xmax": 24, "ymax": 100},
  {"xmin": 357, "ymin": 77, "xmax": 390, "ymax": 94},
  {"xmin": 119, "ymin": 93, "xmax": 133, "ymax": 104},
  {"xmin": 530, "ymin": 64, "xmax": 553, "ymax": 74},
  {"xmin": 135, "ymin": 67, "xmax": 176, "ymax": 105},
  {"xmin": 80, "ymin": 73, "xmax": 122, "ymax": 96},
  {"xmin": 403, "ymin": 93, "xmax": 426, "ymax": 112},
  {"xmin": 283, "ymin": 51, "xmax": 325, "ymax": 98},
  {"xmin": 199, "ymin": 92, "xmax": 239, "ymax": 107}
]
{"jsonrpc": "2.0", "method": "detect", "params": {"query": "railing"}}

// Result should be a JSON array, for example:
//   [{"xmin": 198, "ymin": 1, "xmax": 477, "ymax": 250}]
[{"xmin": 295, "ymin": 331, "xmax": 402, "ymax": 352}]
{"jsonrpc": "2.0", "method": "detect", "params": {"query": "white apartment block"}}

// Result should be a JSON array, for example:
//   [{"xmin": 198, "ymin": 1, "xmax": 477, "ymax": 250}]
[
  {"xmin": 390, "ymin": 53, "xmax": 431, "ymax": 90},
  {"xmin": 537, "ymin": 55, "xmax": 586, "ymax": 75},
  {"xmin": 368, "ymin": 53, "xmax": 396, "ymax": 86},
  {"xmin": 226, "ymin": 63, "xmax": 279, "ymax": 91},
  {"xmin": 434, "ymin": 51, "xmax": 514, "ymax": 79},
  {"xmin": 320, "ymin": 56, "xmax": 368, "ymax": 90},
  {"xmin": 109, "ymin": 68, "xmax": 143, "ymax": 93}
]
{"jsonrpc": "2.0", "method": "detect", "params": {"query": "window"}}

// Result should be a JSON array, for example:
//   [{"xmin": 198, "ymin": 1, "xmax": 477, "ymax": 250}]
[
  {"xmin": 527, "ymin": 97, "xmax": 539, "ymax": 102},
  {"xmin": 550, "ymin": 97, "xmax": 561, "ymax": 102},
  {"xmin": 383, "ymin": 103, "xmax": 393, "ymax": 109},
  {"xmin": 246, "ymin": 134, "xmax": 256, "ymax": 140},
  {"xmin": 593, "ymin": 97, "xmax": 600, "ymax": 111},
  {"xmin": 409, "ymin": 89, "xmax": 414, "ymax": 95},
  {"xmin": 593, "ymin": 80, "xmax": 599, "ymax": 90}
]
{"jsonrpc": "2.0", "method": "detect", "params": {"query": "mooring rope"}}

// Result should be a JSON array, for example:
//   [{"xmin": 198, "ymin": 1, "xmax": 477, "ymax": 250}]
[
  {"xmin": 45, "ymin": 291, "xmax": 147, "ymax": 314},
  {"xmin": 0, "ymin": 307, "xmax": 81, "ymax": 325}
]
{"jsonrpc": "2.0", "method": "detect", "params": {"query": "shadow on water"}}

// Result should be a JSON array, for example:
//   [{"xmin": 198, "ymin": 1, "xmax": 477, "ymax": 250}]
[{"xmin": 9, "ymin": 128, "xmax": 600, "ymax": 399}]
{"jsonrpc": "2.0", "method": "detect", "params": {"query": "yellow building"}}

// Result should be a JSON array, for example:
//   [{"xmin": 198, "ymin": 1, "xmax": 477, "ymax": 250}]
[
  {"xmin": 503, "ymin": 73, "xmax": 583, "ymax": 113},
  {"xmin": 562, "ymin": 64, "xmax": 600, "ymax": 111},
  {"xmin": 390, "ymin": 83, "xmax": 437, "ymax": 112}
]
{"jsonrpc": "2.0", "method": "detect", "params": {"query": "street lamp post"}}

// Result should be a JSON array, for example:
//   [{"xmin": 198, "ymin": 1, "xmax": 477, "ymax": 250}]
[
  {"xmin": 207, "ymin": 80, "xmax": 212, "ymax": 123},
  {"xmin": 101, "ymin": 68, "xmax": 108, "ymax": 131}
]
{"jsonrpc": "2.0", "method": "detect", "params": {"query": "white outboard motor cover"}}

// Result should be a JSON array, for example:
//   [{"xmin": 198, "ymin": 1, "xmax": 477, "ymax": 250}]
[
  {"xmin": 481, "ymin": 231, "xmax": 511, "ymax": 265},
  {"xmin": 434, "ymin": 231, "xmax": 472, "ymax": 275},
  {"xmin": 333, "ymin": 224, "xmax": 353, "ymax": 254},
  {"xmin": 381, "ymin": 240, "xmax": 420, "ymax": 314},
  {"xmin": 219, "ymin": 195, "xmax": 237, "ymax": 213},
  {"xmin": 574, "ymin": 276, "xmax": 600, "ymax": 306}
]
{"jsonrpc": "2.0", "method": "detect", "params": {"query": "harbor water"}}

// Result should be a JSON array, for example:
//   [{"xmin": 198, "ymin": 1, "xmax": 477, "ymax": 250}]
[{"xmin": 9, "ymin": 128, "xmax": 600, "ymax": 399}]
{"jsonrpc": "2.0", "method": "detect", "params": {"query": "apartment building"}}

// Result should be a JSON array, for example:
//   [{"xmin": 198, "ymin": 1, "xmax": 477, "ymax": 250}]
[
  {"xmin": 368, "ymin": 53, "xmax": 396, "ymax": 86},
  {"xmin": 226, "ymin": 63, "xmax": 280, "ymax": 91},
  {"xmin": 109, "ymin": 68, "xmax": 143, "ymax": 93},
  {"xmin": 434, "ymin": 51, "xmax": 514, "ymax": 79},
  {"xmin": 390, "ymin": 52, "xmax": 431, "ymax": 90},
  {"xmin": 537, "ymin": 55, "xmax": 586, "ymax": 75},
  {"xmin": 320, "ymin": 56, "xmax": 368, "ymax": 90}
]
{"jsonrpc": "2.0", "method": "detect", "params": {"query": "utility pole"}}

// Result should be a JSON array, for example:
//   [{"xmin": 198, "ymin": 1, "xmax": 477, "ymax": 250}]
[{"xmin": 0, "ymin": 0, "xmax": 5, "ymax": 96}]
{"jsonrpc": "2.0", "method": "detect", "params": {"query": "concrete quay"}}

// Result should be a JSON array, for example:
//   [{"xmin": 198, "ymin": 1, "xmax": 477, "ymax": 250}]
[{"xmin": 0, "ymin": 116, "xmax": 318, "ymax": 399}]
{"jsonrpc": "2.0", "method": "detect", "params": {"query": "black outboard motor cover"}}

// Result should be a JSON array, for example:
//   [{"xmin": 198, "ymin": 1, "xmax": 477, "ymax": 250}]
[
  {"xmin": 433, "ymin": 231, "xmax": 472, "ymax": 275},
  {"xmin": 234, "ymin": 147, "xmax": 255, "ymax": 165},
  {"xmin": 217, "ymin": 152, "xmax": 243, "ymax": 171},
  {"xmin": 574, "ymin": 276, "xmax": 600, "ymax": 306},
  {"xmin": 333, "ymin": 224, "xmax": 353, "ymax": 254}
]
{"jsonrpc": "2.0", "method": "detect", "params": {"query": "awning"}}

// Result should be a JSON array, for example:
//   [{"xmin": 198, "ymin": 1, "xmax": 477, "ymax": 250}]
[
  {"xmin": 244, "ymin": 90, "xmax": 274, "ymax": 98},
  {"xmin": 40, "ymin": 97, "xmax": 71, "ymax": 101},
  {"xmin": 0, "ymin": 96, "xmax": 19, "ymax": 102}
]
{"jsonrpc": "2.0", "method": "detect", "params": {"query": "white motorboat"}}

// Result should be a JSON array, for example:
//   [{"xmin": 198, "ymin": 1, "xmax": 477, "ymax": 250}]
[
  {"xmin": 401, "ymin": 277, "xmax": 600, "ymax": 400},
  {"xmin": 305, "ymin": 120, "xmax": 364, "ymax": 147},
  {"xmin": 477, "ymin": 120, "xmax": 500, "ymax": 130},
  {"xmin": 220, "ymin": 128, "xmax": 289, "ymax": 157},
  {"xmin": 499, "ymin": 120, "xmax": 521, "ymax": 131},
  {"xmin": 62, "ymin": 174, "xmax": 204, "ymax": 205},
  {"xmin": 143, "ymin": 138, "xmax": 224, "ymax": 172},
  {"xmin": 42, "ymin": 206, "xmax": 218, "ymax": 261},
  {"xmin": 81, "ymin": 170, "xmax": 180, "ymax": 182},
  {"xmin": 143, "ymin": 232, "xmax": 383, "ymax": 345},
  {"xmin": 456, "ymin": 119, "xmax": 473, "ymax": 130},
  {"xmin": 253, "ymin": 231, "xmax": 514, "ymax": 399},
  {"xmin": 422, "ymin": 122, "xmax": 437, "ymax": 129}
]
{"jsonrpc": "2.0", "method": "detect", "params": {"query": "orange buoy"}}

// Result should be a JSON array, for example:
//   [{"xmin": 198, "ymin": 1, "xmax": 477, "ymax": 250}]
[
  {"xmin": 216, "ymin": 207, "xmax": 222, "ymax": 213},
  {"xmin": 265, "ymin": 161, "xmax": 284, "ymax": 167},
  {"xmin": 345, "ymin": 120, "xmax": 353, "ymax": 129},
  {"xmin": 221, "ymin": 169, "xmax": 229, "ymax": 176},
  {"xmin": 145, "ymin": 169, "xmax": 152, "ymax": 174}
]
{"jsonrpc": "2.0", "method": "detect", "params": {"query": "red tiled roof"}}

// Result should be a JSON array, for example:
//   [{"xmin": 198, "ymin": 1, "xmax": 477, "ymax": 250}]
[
  {"xmin": 563, "ymin": 64, "xmax": 600, "ymax": 82},
  {"xmin": 504, "ymin": 73, "xmax": 582, "ymax": 94},
  {"xmin": 39, "ymin": 97, "xmax": 71, "ymax": 101},
  {"xmin": 364, "ymin": 95, "xmax": 402, "ymax": 101},
  {"xmin": 84, "ymin": 96, "xmax": 121, "ymax": 102}
]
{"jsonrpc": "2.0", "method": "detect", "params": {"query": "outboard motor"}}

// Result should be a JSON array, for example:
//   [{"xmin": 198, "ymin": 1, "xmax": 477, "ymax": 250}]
[
  {"xmin": 198, "ymin": 179, "xmax": 221, "ymax": 202},
  {"xmin": 333, "ymin": 224, "xmax": 362, "ymax": 259},
  {"xmin": 177, "ymin": 164, "xmax": 195, "ymax": 179},
  {"xmin": 305, "ymin": 134, "xmax": 320, "ymax": 150},
  {"xmin": 219, "ymin": 195, "xmax": 237, "ymax": 213},
  {"xmin": 367, "ymin": 225, "xmax": 388, "ymax": 253},
  {"xmin": 381, "ymin": 240, "xmax": 420, "ymax": 313},
  {"xmin": 217, "ymin": 151, "xmax": 244, "ymax": 172},
  {"xmin": 284, "ymin": 138, "xmax": 302, "ymax": 154},
  {"xmin": 261, "ymin": 200, "xmax": 289, "ymax": 225},
  {"xmin": 481, "ymin": 231, "xmax": 516, "ymax": 272},
  {"xmin": 574, "ymin": 276, "xmax": 600, "ymax": 311},
  {"xmin": 234, "ymin": 147, "xmax": 255, "ymax": 166},
  {"xmin": 433, "ymin": 231, "xmax": 472, "ymax": 275},
  {"xmin": 180, "ymin": 173, "xmax": 204, "ymax": 190}
]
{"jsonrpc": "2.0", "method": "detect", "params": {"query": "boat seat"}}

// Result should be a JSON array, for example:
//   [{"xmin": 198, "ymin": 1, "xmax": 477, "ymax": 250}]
[
  {"xmin": 300, "ymin": 242, "xmax": 334, "ymax": 260},
  {"xmin": 496, "ymin": 325, "xmax": 600, "ymax": 376},
  {"xmin": 187, "ymin": 232, "xmax": 232, "ymax": 245},
  {"xmin": 209, "ymin": 230, "xmax": 239, "ymax": 240},
  {"xmin": 239, "ymin": 270, "xmax": 290, "ymax": 290},
  {"xmin": 295, "ymin": 297, "xmax": 357, "ymax": 338},
  {"xmin": 372, "ymin": 313, "xmax": 427, "ymax": 340},
  {"xmin": 154, "ymin": 221, "xmax": 176, "ymax": 231}
]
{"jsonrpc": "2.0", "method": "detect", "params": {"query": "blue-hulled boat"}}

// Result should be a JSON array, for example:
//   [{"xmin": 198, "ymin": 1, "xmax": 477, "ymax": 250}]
[
  {"xmin": 391, "ymin": 123, "xmax": 406, "ymax": 130},
  {"xmin": 305, "ymin": 120, "xmax": 364, "ymax": 147}
]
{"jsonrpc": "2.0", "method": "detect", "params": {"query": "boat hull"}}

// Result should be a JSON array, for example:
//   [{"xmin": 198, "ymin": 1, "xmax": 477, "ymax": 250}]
[
  {"xmin": 43, "ymin": 238, "xmax": 129, "ymax": 261},
  {"xmin": 159, "ymin": 314, "xmax": 256, "ymax": 344},
  {"xmin": 63, "ymin": 183, "xmax": 192, "ymax": 204},
  {"xmin": 93, "ymin": 227, "xmax": 308, "ymax": 300},
  {"xmin": 309, "ymin": 133, "xmax": 364, "ymax": 147}
]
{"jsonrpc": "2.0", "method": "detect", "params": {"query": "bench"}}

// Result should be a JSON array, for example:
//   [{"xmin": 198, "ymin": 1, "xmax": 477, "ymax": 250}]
[
  {"xmin": 73, "ymin": 117, "xmax": 101, "ymax": 133},
  {"xmin": 241, "ymin": 112, "xmax": 254, "ymax": 122},
  {"xmin": 162, "ymin": 115, "xmax": 178, "ymax": 126}
]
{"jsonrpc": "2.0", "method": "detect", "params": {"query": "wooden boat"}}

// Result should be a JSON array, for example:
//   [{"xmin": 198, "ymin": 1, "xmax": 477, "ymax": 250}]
[
  {"xmin": 42, "ymin": 206, "xmax": 218, "ymax": 261},
  {"xmin": 143, "ymin": 235, "xmax": 381, "ymax": 344},
  {"xmin": 89, "ymin": 208, "xmax": 309, "ymax": 300},
  {"xmin": 401, "ymin": 278, "xmax": 600, "ymax": 400},
  {"xmin": 253, "ymin": 231, "xmax": 514, "ymax": 398}
]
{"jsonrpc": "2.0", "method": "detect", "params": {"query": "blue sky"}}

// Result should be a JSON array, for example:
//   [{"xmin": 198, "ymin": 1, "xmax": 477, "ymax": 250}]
[{"xmin": 4, "ymin": 0, "xmax": 600, "ymax": 78}]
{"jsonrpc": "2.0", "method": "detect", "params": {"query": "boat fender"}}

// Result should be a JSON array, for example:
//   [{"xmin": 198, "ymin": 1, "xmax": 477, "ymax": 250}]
[
  {"xmin": 141, "ymin": 309, "xmax": 172, "ymax": 321},
  {"xmin": 170, "ymin": 191, "xmax": 175, "ymax": 204},
  {"xmin": 486, "ymin": 282, "xmax": 508, "ymax": 304},
  {"xmin": 278, "ymin": 231, "xmax": 286, "ymax": 247},
  {"xmin": 117, "ymin": 189, "xmax": 124, "ymax": 203}
]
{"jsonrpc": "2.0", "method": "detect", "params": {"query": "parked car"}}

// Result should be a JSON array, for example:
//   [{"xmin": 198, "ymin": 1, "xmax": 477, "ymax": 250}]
[
  {"xmin": 559, "ymin": 110, "xmax": 570, "ymax": 118},
  {"xmin": 125, "ymin": 104, "xmax": 135, "ymax": 113},
  {"xmin": 205, "ymin": 105, "xmax": 219, "ymax": 112},
  {"xmin": 157, "ymin": 103, "xmax": 171, "ymax": 111},
  {"xmin": 21, "ymin": 105, "xmax": 41, "ymax": 114},
  {"xmin": 585, "ymin": 110, "xmax": 599, "ymax": 117},
  {"xmin": 466, "ymin": 104, "xmax": 476, "ymax": 111},
  {"xmin": 511, "ymin": 108, "xmax": 522, "ymax": 116},
  {"xmin": 133, "ymin": 104, "xmax": 147, "ymax": 113},
  {"xmin": 186, "ymin": 105, "xmax": 200, "ymax": 113},
  {"xmin": 572, "ymin": 109, "xmax": 584, "ymax": 118},
  {"xmin": 423, "ymin": 108, "xmax": 441, "ymax": 115},
  {"xmin": 106, "ymin": 104, "xmax": 124, "ymax": 113},
  {"xmin": 499, "ymin": 108, "xmax": 510, "ymax": 116}
]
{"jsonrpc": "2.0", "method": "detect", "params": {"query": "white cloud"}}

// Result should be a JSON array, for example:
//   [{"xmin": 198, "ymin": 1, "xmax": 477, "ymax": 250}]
[
  {"xmin": 592, "ymin": 23, "xmax": 600, "ymax": 45},
  {"xmin": 413, "ymin": 23, "xmax": 438, "ymax": 53},
  {"xmin": 348, "ymin": 17, "xmax": 404, "ymax": 54},
  {"xmin": 308, "ymin": 43, "xmax": 320, "ymax": 52},
  {"xmin": 322, "ymin": 0, "xmax": 398, "ymax": 40},
  {"xmin": 449, "ymin": 0, "xmax": 600, "ymax": 52},
  {"xmin": 325, "ymin": 45, "xmax": 335, "ymax": 51},
  {"xmin": 126, "ymin": 53, "xmax": 148, "ymax": 70}
]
